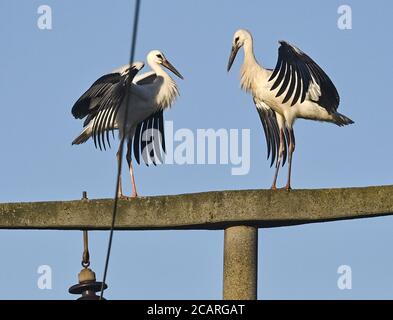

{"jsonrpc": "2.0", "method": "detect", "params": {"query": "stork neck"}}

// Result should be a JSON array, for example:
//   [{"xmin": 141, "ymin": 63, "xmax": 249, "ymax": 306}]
[
  {"xmin": 243, "ymin": 40, "xmax": 259, "ymax": 68},
  {"xmin": 240, "ymin": 39, "xmax": 263, "ymax": 93},
  {"xmin": 146, "ymin": 60, "xmax": 179, "ymax": 109},
  {"xmin": 149, "ymin": 61, "xmax": 169, "ymax": 79}
]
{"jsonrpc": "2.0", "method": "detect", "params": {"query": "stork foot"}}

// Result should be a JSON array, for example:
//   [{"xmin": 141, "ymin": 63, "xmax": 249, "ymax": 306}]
[
  {"xmin": 131, "ymin": 191, "xmax": 138, "ymax": 198},
  {"xmin": 117, "ymin": 193, "xmax": 138, "ymax": 200},
  {"xmin": 270, "ymin": 185, "xmax": 278, "ymax": 190},
  {"xmin": 284, "ymin": 185, "xmax": 292, "ymax": 192}
]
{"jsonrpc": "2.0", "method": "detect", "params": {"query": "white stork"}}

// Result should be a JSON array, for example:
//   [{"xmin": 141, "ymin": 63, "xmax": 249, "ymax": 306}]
[
  {"xmin": 227, "ymin": 29, "xmax": 354, "ymax": 190},
  {"xmin": 72, "ymin": 50, "xmax": 183, "ymax": 198}
]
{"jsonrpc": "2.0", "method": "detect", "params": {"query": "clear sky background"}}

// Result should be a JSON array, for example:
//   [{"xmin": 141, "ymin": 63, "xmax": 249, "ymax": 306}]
[{"xmin": 0, "ymin": 0, "xmax": 392, "ymax": 299}]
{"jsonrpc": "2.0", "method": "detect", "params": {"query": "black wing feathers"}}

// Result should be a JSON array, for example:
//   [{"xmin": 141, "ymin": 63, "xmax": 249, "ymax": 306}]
[
  {"xmin": 131, "ymin": 110, "xmax": 166, "ymax": 166},
  {"xmin": 91, "ymin": 73, "xmax": 128, "ymax": 150},
  {"xmin": 71, "ymin": 72, "xmax": 123, "ymax": 120},
  {"xmin": 254, "ymin": 99, "xmax": 288, "ymax": 168},
  {"xmin": 71, "ymin": 65, "xmax": 141, "ymax": 151},
  {"xmin": 269, "ymin": 41, "xmax": 339, "ymax": 113}
]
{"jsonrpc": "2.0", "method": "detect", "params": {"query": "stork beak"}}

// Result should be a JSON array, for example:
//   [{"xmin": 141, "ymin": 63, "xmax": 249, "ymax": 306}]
[
  {"xmin": 227, "ymin": 44, "xmax": 240, "ymax": 72},
  {"xmin": 162, "ymin": 59, "xmax": 184, "ymax": 80}
]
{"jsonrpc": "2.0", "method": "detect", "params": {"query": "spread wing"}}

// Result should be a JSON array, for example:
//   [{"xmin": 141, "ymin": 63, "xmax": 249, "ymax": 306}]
[
  {"xmin": 253, "ymin": 98, "xmax": 288, "ymax": 167},
  {"xmin": 71, "ymin": 63, "xmax": 144, "ymax": 150},
  {"xmin": 130, "ymin": 110, "xmax": 166, "ymax": 166},
  {"xmin": 268, "ymin": 41, "xmax": 339, "ymax": 113},
  {"xmin": 127, "ymin": 71, "xmax": 166, "ymax": 165}
]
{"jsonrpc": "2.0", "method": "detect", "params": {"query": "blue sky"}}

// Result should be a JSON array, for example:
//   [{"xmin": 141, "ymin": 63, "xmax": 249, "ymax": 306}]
[{"xmin": 0, "ymin": 0, "xmax": 393, "ymax": 299}]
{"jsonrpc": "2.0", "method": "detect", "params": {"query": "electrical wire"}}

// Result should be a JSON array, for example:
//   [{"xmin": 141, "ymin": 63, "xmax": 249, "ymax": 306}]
[{"xmin": 100, "ymin": 0, "xmax": 142, "ymax": 299}]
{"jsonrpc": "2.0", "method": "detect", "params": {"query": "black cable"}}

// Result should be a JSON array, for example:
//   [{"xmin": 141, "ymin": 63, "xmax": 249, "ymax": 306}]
[{"xmin": 100, "ymin": 0, "xmax": 141, "ymax": 299}]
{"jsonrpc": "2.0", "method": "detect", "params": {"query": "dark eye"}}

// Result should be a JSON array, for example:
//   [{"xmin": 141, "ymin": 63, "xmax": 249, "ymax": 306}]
[
  {"xmin": 235, "ymin": 37, "xmax": 239, "ymax": 43},
  {"xmin": 156, "ymin": 54, "xmax": 163, "ymax": 59}
]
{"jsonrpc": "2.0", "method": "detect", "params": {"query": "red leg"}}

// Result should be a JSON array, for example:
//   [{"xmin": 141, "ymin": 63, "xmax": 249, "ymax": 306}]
[
  {"xmin": 285, "ymin": 128, "xmax": 295, "ymax": 191},
  {"xmin": 116, "ymin": 148, "xmax": 125, "ymax": 198},
  {"xmin": 271, "ymin": 128, "xmax": 285, "ymax": 190},
  {"xmin": 126, "ymin": 141, "xmax": 138, "ymax": 198},
  {"xmin": 129, "ymin": 162, "xmax": 138, "ymax": 198}
]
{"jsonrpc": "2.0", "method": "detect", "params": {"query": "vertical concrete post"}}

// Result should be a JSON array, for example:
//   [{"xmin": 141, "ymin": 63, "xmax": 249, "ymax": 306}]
[{"xmin": 223, "ymin": 226, "xmax": 258, "ymax": 300}]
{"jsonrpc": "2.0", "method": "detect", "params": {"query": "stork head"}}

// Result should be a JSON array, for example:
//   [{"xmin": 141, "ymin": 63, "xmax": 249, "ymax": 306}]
[
  {"xmin": 227, "ymin": 29, "xmax": 253, "ymax": 72},
  {"xmin": 147, "ymin": 50, "xmax": 184, "ymax": 79}
]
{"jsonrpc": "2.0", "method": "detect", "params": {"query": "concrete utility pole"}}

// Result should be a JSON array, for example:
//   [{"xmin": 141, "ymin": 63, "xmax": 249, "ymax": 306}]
[
  {"xmin": 1, "ymin": 185, "xmax": 393, "ymax": 299},
  {"xmin": 223, "ymin": 226, "xmax": 257, "ymax": 299}
]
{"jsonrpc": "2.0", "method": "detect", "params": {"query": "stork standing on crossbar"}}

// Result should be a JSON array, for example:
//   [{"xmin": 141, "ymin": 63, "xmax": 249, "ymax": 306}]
[
  {"xmin": 71, "ymin": 50, "xmax": 183, "ymax": 198},
  {"xmin": 227, "ymin": 29, "xmax": 354, "ymax": 190}
]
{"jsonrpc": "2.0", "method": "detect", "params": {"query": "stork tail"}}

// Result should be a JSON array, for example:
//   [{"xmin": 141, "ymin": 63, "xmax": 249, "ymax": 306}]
[{"xmin": 332, "ymin": 113, "xmax": 354, "ymax": 127}]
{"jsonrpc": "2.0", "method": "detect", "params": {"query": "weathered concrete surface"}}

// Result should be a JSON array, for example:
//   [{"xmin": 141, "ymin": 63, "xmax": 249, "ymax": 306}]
[
  {"xmin": 0, "ymin": 185, "xmax": 393, "ymax": 230},
  {"xmin": 223, "ymin": 226, "xmax": 257, "ymax": 300}
]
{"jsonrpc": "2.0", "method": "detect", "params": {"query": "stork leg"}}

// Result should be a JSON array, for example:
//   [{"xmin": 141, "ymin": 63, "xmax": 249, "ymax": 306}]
[
  {"xmin": 126, "ymin": 140, "xmax": 138, "ymax": 198},
  {"xmin": 271, "ymin": 128, "xmax": 285, "ymax": 190},
  {"xmin": 285, "ymin": 128, "xmax": 295, "ymax": 191},
  {"xmin": 116, "ymin": 147, "xmax": 125, "ymax": 198}
]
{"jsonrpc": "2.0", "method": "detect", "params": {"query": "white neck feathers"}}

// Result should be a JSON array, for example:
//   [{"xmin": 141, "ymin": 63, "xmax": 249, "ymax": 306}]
[
  {"xmin": 150, "ymin": 62, "xmax": 180, "ymax": 110},
  {"xmin": 240, "ymin": 39, "xmax": 262, "ymax": 94}
]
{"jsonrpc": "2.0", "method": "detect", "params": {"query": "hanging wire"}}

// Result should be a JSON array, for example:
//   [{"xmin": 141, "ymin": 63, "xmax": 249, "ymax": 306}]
[
  {"xmin": 100, "ymin": 0, "xmax": 142, "ymax": 299},
  {"xmin": 82, "ymin": 230, "xmax": 90, "ymax": 268},
  {"xmin": 81, "ymin": 192, "xmax": 90, "ymax": 268}
]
